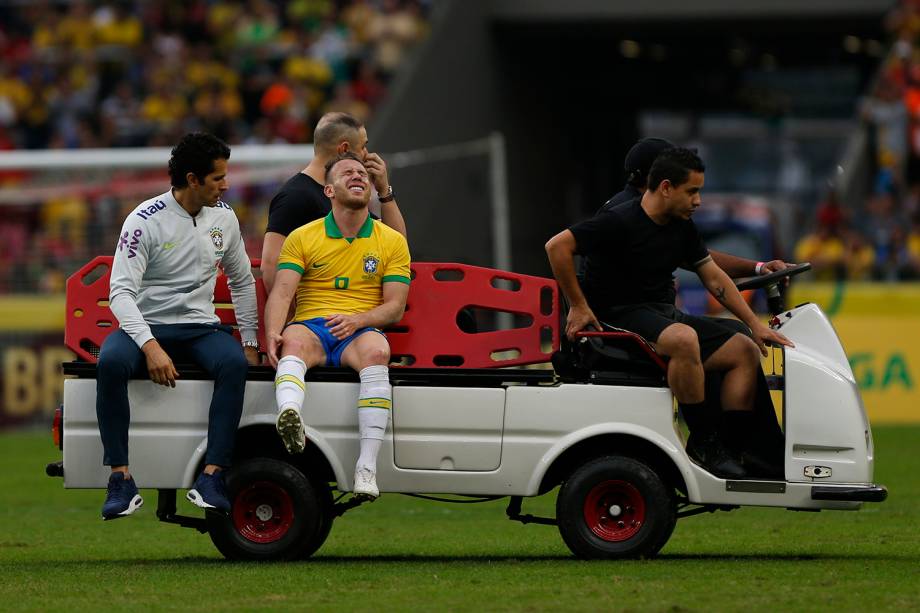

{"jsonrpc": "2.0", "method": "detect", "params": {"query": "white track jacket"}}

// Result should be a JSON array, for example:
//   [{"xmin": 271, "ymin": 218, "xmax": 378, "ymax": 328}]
[{"xmin": 109, "ymin": 189, "xmax": 258, "ymax": 349}]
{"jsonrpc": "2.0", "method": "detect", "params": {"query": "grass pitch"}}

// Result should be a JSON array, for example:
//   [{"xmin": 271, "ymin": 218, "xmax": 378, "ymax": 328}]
[{"xmin": 1, "ymin": 426, "xmax": 918, "ymax": 612}]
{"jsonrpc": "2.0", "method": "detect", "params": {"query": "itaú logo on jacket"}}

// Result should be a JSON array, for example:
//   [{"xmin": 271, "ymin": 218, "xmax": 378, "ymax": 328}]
[{"xmin": 135, "ymin": 200, "xmax": 166, "ymax": 220}]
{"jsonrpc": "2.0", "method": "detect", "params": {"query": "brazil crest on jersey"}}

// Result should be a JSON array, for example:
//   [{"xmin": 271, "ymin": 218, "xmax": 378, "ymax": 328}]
[{"xmin": 277, "ymin": 212, "xmax": 411, "ymax": 321}]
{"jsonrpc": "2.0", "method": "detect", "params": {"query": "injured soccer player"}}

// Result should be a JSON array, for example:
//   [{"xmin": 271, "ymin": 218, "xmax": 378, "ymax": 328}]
[{"xmin": 263, "ymin": 152, "xmax": 411, "ymax": 500}]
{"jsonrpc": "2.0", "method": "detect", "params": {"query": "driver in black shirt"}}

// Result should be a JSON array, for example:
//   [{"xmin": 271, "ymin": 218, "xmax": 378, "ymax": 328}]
[
  {"xmin": 603, "ymin": 137, "xmax": 793, "ymax": 277},
  {"xmin": 546, "ymin": 147, "xmax": 793, "ymax": 478},
  {"xmin": 599, "ymin": 138, "xmax": 794, "ymax": 475}
]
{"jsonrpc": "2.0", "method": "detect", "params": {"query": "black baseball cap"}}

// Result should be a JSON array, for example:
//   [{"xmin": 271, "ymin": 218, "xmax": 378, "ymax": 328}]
[{"xmin": 624, "ymin": 137, "xmax": 675, "ymax": 182}]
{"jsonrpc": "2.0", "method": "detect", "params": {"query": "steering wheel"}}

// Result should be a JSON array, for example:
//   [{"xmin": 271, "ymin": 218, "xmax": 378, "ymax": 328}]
[
  {"xmin": 734, "ymin": 262, "xmax": 812, "ymax": 291},
  {"xmin": 734, "ymin": 262, "xmax": 812, "ymax": 315}
]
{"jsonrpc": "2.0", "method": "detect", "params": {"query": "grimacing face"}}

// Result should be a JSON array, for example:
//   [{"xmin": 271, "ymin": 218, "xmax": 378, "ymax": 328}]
[{"xmin": 326, "ymin": 159, "xmax": 371, "ymax": 209}]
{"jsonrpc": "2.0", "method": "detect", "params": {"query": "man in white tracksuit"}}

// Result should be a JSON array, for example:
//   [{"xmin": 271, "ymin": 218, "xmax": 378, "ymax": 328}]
[{"xmin": 97, "ymin": 132, "xmax": 260, "ymax": 520}]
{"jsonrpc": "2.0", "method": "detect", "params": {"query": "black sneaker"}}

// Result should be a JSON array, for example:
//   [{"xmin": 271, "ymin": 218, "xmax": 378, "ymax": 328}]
[
  {"xmin": 740, "ymin": 451, "xmax": 785, "ymax": 480},
  {"xmin": 101, "ymin": 472, "xmax": 143, "ymax": 520},
  {"xmin": 186, "ymin": 471, "xmax": 230, "ymax": 514},
  {"xmin": 687, "ymin": 433, "xmax": 747, "ymax": 479}
]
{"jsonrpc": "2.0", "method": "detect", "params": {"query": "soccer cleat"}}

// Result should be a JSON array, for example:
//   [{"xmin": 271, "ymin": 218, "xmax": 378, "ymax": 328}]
[
  {"xmin": 353, "ymin": 465, "xmax": 379, "ymax": 500},
  {"xmin": 101, "ymin": 472, "xmax": 143, "ymax": 520},
  {"xmin": 186, "ymin": 471, "xmax": 230, "ymax": 514},
  {"xmin": 276, "ymin": 407, "xmax": 306, "ymax": 454}
]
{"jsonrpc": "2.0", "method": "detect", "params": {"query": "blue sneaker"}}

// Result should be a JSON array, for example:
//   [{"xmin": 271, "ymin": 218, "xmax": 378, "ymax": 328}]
[
  {"xmin": 101, "ymin": 472, "xmax": 143, "ymax": 520},
  {"xmin": 186, "ymin": 471, "xmax": 230, "ymax": 514}
]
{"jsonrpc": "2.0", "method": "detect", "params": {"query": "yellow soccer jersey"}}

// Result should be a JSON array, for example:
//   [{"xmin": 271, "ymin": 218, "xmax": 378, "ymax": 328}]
[{"xmin": 277, "ymin": 212, "xmax": 411, "ymax": 321}]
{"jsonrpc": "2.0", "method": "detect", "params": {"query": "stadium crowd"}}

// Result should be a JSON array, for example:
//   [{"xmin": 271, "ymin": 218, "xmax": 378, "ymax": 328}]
[
  {"xmin": 0, "ymin": 0, "xmax": 428, "ymax": 148},
  {"xmin": 823, "ymin": 0, "xmax": 920, "ymax": 282},
  {"xmin": 0, "ymin": 0, "xmax": 428, "ymax": 293}
]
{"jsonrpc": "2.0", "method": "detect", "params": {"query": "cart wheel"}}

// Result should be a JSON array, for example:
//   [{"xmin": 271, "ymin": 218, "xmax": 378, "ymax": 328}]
[
  {"xmin": 557, "ymin": 455, "xmax": 676, "ymax": 559},
  {"xmin": 207, "ymin": 457, "xmax": 332, "ymax": 561}
]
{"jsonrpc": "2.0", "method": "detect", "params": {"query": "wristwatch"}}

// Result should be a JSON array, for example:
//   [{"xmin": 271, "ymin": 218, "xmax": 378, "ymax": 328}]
[
  {"xmin": 242, "ymin": 340, "xmax": 260, "ymax": 349},
  {"xmin": 378, "ymin": 185, "xmax": 395, "ymax": 203}
]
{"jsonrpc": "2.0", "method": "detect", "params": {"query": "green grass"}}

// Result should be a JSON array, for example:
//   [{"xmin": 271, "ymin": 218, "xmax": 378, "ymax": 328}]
[{"xmin": 2, "ymin": 427, "xmax": 919, "ymax": 612}]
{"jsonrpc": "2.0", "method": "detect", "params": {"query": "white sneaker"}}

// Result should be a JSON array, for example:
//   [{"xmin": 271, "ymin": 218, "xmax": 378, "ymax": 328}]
[
  {"xmin": 276, "ymin": 407, "xmax": 306, "ymax": 454},
  {"xmin": 353, "ymin": 466, "xmax": 379, "ymax": 500}
]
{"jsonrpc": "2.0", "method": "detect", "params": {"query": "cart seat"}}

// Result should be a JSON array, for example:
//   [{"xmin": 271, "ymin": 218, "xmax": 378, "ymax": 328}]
[{"xmin": 552, "ymin": 322, "xmax": 667, "ymax": 384}]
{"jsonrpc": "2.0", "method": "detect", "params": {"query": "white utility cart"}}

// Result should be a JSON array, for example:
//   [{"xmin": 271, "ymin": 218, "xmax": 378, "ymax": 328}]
[{"xmin": 48, "ymin": 260, "xmax": 886, "ymax": 560}]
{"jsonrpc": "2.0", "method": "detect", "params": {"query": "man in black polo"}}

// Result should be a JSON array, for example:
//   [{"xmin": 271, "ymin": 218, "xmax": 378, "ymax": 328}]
[{"xmin": 546, "ymin": 147, "xmax": 793, "ymax": 478}]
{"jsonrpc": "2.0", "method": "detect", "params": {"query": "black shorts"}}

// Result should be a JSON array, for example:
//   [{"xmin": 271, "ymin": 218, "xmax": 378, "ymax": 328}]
[{"xmin": 598, "ymin": 303, "xmax": 738, "ymax": 363}]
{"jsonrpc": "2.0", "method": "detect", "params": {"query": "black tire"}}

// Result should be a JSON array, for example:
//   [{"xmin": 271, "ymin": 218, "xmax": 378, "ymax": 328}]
[
  {"xmin": 556, "ymin": 455, "xmax": 676, "ymax": 559},
  {"xmin": 207, "ymin": 457, "xmax": 333, "ymax": 561}
]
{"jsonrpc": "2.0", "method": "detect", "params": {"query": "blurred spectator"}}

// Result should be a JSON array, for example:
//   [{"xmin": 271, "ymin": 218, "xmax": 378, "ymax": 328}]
[
  {"xmin": 877, "ymin": 225, "xmax": 915, "ymax": 279},
  {"xmin": 93, "ymin": 3, "xmax": 144, "ymax": 52},
  {"xmin": 322, "ymin": 82, "xmax": 370, "ymax": 122},
  {"xmin": 235, "ymin": 0, "xmax": 282, "ymax": 49},
  {"xmin": 907, "ymin": 212, "xmax": 920, "ymax": 277},
  {"xmin": 367, "ymin": 0, "xmax": 427, "ymax": 73},
  {"xmin": 864, "ymin": 191, "xmax": 909, "ymax": 274},
  {"xmin": 793, "ymin": 194, "xmax": 846, "ymax": 280},
  {"xmin": 0, "ymin": 214, "xmax": 29, "ymax": 292},
  {"xmin": 842, "ymin": 230, "xmax": 877, "ymax": 280},
  {"xmin": 862, "ymin": 77, "xmax": 907, "ymax": 193},
  {"xmin": 99, "ymin": 80, "xmax": 146, "ymax": 146}
]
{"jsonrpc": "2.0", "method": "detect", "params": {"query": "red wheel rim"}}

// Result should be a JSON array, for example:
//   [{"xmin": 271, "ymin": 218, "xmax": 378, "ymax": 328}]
[
  {"xmin": 232, "ymin": 480, "xmax": 295, "ymax": 544},
  {"xmin": 583, "ymin": 480, "xmax": 646, "ymax": 542}
]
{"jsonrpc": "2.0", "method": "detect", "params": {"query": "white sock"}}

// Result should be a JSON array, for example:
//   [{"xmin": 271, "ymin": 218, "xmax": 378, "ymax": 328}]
[
  {"xmin": 275, "ymin": 355, "xmax": 307, "ymax": 413},
  {"xmin": 356, "ymin": 365, "xmax": 391, "ymax": 472}
]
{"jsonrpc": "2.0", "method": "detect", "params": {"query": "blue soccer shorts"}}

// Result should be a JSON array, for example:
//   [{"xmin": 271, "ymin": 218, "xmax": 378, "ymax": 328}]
[{"xmin": 286, "ymin": 317, "xmax": 385, "ymax": 367}]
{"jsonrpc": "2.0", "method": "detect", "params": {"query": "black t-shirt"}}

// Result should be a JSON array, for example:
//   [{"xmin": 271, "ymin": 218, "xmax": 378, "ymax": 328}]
[
  {"xmin": 595, "ymin": 184, "xmax": 642, "ymax": 216},
  {"xmin": 578, "ymin": 184, "xmax": 644, "ymax": 278},
  {"xmin": 569, "ymin": 197, "xmax": 710, "ymax": 309},
  {"xmin": 265, "ymin": 173, "xmax": 330, "ymax": 236}
]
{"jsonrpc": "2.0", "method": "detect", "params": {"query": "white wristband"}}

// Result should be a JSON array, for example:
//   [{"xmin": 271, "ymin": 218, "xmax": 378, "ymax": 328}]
[{"xmin": 755, "ymin": 261, "xmax": 765, "ymax": 275}]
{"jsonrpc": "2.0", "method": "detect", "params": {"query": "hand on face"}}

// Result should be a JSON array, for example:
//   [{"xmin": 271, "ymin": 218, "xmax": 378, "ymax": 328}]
[{"xmin": 363, "ymin": 152, "xmax": 389, "ymax": 195}]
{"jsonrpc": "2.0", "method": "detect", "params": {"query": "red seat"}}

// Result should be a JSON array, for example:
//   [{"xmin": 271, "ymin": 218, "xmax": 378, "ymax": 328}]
[
  {"xmin": 64, "ymin": 256, "xmax": 268, "ymax": 362},
  {"xmin": 64, "ymin": 258, "xmax": 560, "ymax": 369}
]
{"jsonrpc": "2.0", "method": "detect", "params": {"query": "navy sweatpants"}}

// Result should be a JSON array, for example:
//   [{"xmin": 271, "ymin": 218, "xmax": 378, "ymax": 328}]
[{"xmin": 96, "ymin": 323, "xmax": 248, "ymax": 468}]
